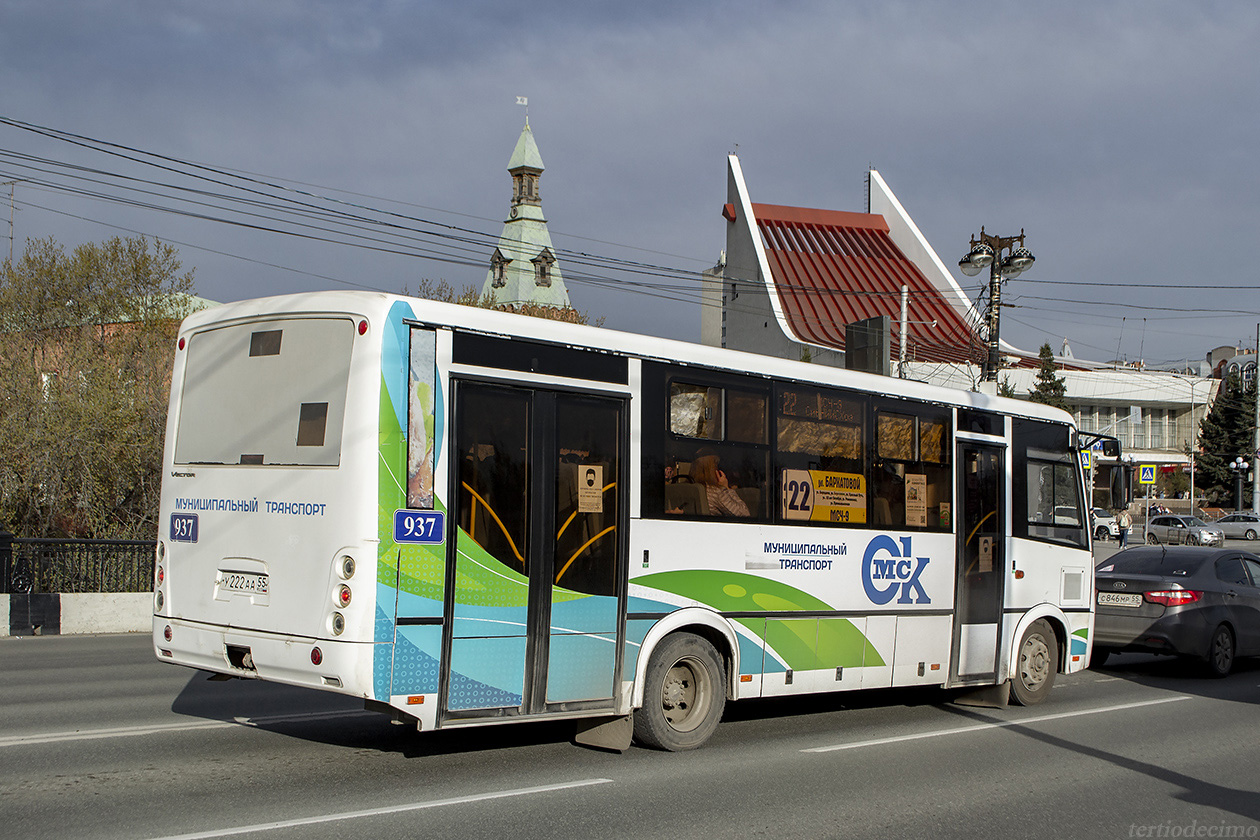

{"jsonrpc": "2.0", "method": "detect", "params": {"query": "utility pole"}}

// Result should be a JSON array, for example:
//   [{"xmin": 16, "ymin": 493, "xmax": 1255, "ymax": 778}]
[
  {"xmin": 3, "ymin": 180, "xmax": 16, "ymax": 262},
  {"xmin": 899, "ymin": 285, "xmax": 908, "ymax": 379},
  {"xmin": 1253, "ymin": 323, "xmax": 1259, "ymax": 514}
]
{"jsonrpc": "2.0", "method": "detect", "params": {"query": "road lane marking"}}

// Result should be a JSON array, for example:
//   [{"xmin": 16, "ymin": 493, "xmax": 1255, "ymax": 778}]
[
  {"xmin": 143, "ymin": 779, "xmax": 615, "ymax": 840},
  {"xmin": 0, "ymin": 709, "xmax": 371, "ymax": 748},
  {"xmin": 802, "ymin": 695, "xmax": 1192, "ymax": 754}
]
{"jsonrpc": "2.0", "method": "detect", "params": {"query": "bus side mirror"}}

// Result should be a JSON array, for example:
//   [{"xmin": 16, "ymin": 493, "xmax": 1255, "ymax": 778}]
[{"xmin": 1100, "ymin": 439, "xmax": 1120, "ymax": 458}]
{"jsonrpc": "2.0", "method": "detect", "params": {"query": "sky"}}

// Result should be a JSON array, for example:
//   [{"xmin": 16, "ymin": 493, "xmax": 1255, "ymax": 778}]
[{"xmin": 2, "ymin": 0, "xmax": 1258, "ymax": 369}]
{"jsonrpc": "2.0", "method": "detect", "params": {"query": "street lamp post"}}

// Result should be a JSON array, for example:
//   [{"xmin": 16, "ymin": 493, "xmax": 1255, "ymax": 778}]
[
  {"xmin": 1231, "ymin": 456, "xmax": 1250, "ymax": 511},
  {"xmin": 958, "ymin": 228, "xmax": 1035, "ymax": 382}
]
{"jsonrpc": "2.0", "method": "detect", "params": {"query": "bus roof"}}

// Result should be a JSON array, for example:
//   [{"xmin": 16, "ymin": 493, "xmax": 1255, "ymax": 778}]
[{"xmin": 180, "ymin": 290, "xmax": 1075, "ymax": 427}]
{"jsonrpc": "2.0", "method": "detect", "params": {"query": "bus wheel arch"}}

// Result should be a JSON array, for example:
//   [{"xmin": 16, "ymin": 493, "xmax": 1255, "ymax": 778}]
[{"xmin": 631, "ymin": 608, "xmax": 738, "ymax": 710}]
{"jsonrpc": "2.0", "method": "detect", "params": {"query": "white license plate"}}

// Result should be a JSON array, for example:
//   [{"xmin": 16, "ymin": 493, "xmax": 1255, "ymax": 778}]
[
  {"xmin": 1097, "ymin": 591, "xmax": 1141, "ymax": 607},
  {"xmin": 219, "ymin": 571, "xmax": 269, "ymax": 595}
]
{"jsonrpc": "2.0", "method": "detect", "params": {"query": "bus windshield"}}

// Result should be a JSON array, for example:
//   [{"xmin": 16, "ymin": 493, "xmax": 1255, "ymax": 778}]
[{"xmin": 173, "ymin": 317, "xmax": 354, "ymax": 467}]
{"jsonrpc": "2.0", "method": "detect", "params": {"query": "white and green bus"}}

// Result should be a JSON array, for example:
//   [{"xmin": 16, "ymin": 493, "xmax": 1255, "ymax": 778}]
[{"xmin": 153, "ymin": 290, "xmax": 1105, "ymax": 751}]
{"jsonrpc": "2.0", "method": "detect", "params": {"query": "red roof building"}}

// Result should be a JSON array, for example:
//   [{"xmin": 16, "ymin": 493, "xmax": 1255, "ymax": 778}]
[{"xmin": 704, "ymin": 155, "xmax": 1035, "ymax": 371}]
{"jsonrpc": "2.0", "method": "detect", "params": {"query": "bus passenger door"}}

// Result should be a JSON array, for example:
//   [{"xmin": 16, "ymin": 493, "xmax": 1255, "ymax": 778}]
[
  {"xmin": 951, "ymin": 442, "xmax": 1005, "ymax": 682},
  {"xmin": 443, "ymin": 381, "xmax": 624, "ymax": 718}
]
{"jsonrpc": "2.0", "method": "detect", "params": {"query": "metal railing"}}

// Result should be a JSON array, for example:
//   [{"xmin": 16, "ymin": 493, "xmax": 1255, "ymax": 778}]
[{"xmin": 0, "ymin": 534, "xmax": 156, "ymax": 594}]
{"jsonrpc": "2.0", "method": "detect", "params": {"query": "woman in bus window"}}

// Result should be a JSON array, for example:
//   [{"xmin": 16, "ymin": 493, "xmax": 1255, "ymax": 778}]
[{"xmin": 691, "ymin": 450, "xmax": 751, "ymax": 518}]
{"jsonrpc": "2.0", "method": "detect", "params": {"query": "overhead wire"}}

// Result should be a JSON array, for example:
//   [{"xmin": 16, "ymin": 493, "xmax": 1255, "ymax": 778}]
[{"xmin": 3, "ymin": 114, "xmax": 1255, "ymax": 363}]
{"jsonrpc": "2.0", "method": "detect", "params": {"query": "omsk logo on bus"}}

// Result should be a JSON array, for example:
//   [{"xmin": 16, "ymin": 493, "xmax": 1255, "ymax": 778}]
[{"xmin": 862, "ymin": 535, "xmax": 930, "ymax": 605}]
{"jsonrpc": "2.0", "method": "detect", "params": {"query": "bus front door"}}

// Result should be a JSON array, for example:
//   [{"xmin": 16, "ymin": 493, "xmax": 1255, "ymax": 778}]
[
  {"xmin": 951, "ymin": 442, "xmax": 1005, "ymax": 683},
  {"xmin": 443, "ymin": 381, "xmax": 625, "ymax": 718}
]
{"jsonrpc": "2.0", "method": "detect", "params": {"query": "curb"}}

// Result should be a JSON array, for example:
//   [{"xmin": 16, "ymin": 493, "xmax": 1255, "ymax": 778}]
[{"xmin": 4, "ymin": 592, "xmax": 153, "ymax": 637}]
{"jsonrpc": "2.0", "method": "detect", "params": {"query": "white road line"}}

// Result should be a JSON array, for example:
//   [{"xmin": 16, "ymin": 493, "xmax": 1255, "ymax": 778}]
[
  {"xmin": 144, "ymin": 779, "xmax": 615, "ymax": 840},
  {"xmin": 802, "ymin": 695, "xmax": 1192, "ymax": 754},
  {"xmin": 0, "ymin": 709, "xmax": 371, "ymax": 748}
]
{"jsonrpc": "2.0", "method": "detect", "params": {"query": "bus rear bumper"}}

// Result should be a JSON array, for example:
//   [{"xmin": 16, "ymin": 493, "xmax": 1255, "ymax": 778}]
[{"xmin": 152, "ymin": 618, "xmax": 376, "ymax": 697}]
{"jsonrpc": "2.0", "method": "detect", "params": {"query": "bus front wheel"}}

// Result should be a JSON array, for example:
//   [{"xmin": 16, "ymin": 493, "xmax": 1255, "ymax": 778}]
[
  {"xmin": 634, "ymin": 632, "xmax": 726, "ymax": 751},
  {"xmin": 1010, "ymin": 619, "xmax": 1058, "ymax": 706}
]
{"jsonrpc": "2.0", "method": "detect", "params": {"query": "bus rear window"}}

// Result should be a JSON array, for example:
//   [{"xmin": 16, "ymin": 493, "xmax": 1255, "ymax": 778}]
[{"xmin": 174, "ymin": 317, "xmax": 354, "ymax": 466}]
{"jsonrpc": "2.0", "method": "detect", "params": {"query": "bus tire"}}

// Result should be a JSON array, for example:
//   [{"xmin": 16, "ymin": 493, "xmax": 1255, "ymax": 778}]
[
  {"xmin": 634, "ymin": 632, "xmax": 726, "ymax": 751},
  {"xmin": 1010, "ymin": 619, "xmax": 1057, "ymax": 706}
]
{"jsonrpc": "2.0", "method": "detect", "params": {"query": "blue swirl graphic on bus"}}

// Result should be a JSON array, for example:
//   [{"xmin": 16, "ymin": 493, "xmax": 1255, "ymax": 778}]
[{"xmin": 862, "ymin": 535, "xmax": 931, "ymax": 605}]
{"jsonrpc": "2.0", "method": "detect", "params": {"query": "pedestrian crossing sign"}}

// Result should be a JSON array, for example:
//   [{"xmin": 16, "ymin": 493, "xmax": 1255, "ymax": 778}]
[
  {"xmin": 1139, "ymin": 465, "xmax": 1156, "ymax": 484},
  {"xmin": 1081, "ymin": 451, "xmax": 1091, "ymax": 470}
]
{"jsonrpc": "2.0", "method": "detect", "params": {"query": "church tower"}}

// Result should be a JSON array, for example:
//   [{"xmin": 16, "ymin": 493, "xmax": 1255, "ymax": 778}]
[{"xmin": 481, "ymin": 119, "xmax": 572, "ymax": 308}]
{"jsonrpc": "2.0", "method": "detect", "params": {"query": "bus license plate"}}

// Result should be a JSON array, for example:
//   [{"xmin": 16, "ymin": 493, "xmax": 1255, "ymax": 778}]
[
  {"xmin": 219, "ymin": 572, "xmax": 269, "ymax": 596},
  {"xmin": 1097, "ymin": 591, "xmax": 1141, "ymax": 607}
]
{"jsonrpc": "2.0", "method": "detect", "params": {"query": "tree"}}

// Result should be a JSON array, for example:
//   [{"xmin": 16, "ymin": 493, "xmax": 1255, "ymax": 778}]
[
  {"xmin": 1196, "ymin": 369, "xmax": 1256, "ymax": 507},
  {"xmin": 0, "ymin": 236, "xmax": 196, "ymax": 538},
  {"xmin": 1027, "ymin": 343, "xmax": 1068, "ymax": 410}
]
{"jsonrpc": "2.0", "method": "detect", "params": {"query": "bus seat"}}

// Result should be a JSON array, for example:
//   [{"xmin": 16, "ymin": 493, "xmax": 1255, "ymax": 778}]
[
  {"xmin": 873, "ymin": 497, "xmax": 892, "ymax": 525},
  {"xmin": 665, "ymin": 482, "xmax": 707, "ymax": 516},
  {"xmin": 736, "ymin": 487, "xmax": 761, "ymax": 517}
]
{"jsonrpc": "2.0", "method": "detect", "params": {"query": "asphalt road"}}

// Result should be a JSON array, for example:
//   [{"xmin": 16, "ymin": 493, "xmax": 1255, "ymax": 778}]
[{"xmin": 2, "ymin": 631, "xmax": 1258, "ymax": 840}]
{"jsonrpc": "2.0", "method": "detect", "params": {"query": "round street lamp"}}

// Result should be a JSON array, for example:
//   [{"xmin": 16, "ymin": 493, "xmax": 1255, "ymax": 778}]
[
  {"xmin": 1231, "ymin": 456, "xmax": 1250, "ymax": 511},
  {"xmin": 958, "ymin": 228, "xmax": 1035, "ymax": 382}
]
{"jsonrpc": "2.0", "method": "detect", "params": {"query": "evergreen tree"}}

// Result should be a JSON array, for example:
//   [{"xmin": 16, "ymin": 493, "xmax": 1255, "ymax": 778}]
[
  {"xmin": 1196, "ymin": 370, "xmax": 1256, "ymax": 507},
  {"xmin": 1028, "ymin": 343, "xmax": 1069, "ymax": 410}
]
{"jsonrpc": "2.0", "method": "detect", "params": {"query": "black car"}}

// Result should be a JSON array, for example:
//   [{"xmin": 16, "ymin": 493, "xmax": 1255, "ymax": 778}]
[{"xmin": 1093, "ymin": 546, "xmax": 1260, "ymax": 676}]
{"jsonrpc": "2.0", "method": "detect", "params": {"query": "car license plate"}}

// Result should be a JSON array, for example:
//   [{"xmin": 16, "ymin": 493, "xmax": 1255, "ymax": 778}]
[
  {"xmin": 219, "ymin": 571, "xmax": 269, "ymax": 595},
  {"xmin": 1097, "ymin": 591, "xmax": 1141, "ymax": 607}
]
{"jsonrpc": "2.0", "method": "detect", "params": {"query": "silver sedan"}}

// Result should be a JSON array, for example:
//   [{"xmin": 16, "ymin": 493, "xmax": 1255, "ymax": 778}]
[
  {"xmin": 1144, "ymin": 515, "xmax": 1225, "ymax": 546},
  {"xmin": 1215, "ymin": 512, "xmax": 1260, "ymax": 541}
]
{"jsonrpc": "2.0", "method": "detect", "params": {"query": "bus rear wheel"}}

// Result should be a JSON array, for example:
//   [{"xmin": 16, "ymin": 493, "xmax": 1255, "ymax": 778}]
[
  {"xmin": 634, "ymin": 632, "xmax": 726, "ymax": 751},
  {"xmin": 1010, "ymin": 619, "xmax": 1058, "ymax": 706}
]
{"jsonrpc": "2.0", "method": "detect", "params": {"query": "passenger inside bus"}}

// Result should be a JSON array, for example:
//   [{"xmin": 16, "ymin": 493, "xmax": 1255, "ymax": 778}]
[{"xmin": 690, "ymin": 449, "xmax": 750, "ymax": 518}]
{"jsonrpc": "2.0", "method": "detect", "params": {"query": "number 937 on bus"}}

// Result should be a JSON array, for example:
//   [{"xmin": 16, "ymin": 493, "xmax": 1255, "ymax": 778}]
[{"xmin": 393, "ymin": 510, "xmax": 445, "ymax": 544}]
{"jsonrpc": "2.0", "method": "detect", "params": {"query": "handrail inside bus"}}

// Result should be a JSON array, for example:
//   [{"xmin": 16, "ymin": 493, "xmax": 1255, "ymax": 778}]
[
  {"xmin": 460, "ymin": 481, "xmax": 525, "ymax": 566},
  {"xmin": 965, "ymin": 510, "xmax": 996, "ymax": 547},
  {"xmin": 556, "ymin": 525, "xmax": 617, "ymax": 584},
  {"xmin": 461, "ymin": 479, "xmax": 618, "ymax": 583},
  {"xmin": 555, "ymin": 483, "xmax": 616, "ymax": 541}
]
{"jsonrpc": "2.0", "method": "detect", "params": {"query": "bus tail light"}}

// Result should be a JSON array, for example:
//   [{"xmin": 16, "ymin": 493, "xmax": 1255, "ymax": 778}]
[
  {"xmin": 331, "ymin": 612, "xmax": 345, "ymax": 635},
  {"xmin": 164, "ymin": 624, "xmax": 172, "ymax": 642},
  {"xmin": 1144, "ymin": 589, "xmax": 1201, "ymax": 607},
  {"xmin": 336, "ymin": 585, "xmax": 352, "ymax": 608},
  {"xmin": 339, "ymin": 555, "xmax": 355, "ymax": 580},
  {"xmin": 311, "ymin": 647, "xmax": 323, "ymax": 666}
]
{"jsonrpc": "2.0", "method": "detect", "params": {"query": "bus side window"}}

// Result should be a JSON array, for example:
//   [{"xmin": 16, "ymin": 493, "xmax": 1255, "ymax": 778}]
[
  {"xmin": 663, "ymin": 378, "xmax": 769, "ymax": 520},
  {"xmin": 1012, "ymin": 418, "xmax": 1087, "ymax": 548},
  {"xmin": 775, "ymin": 384, "xmax": 869, "ymax": 527},
  {"xmin": 871, "ymin": 405, "xmax": 951, "ymax": 531}
]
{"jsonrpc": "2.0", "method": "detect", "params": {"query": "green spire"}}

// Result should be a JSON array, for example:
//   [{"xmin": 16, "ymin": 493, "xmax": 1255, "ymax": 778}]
[{"xmin": 482, "ymin": 119, "xmax": 571, "ymax": 309}]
